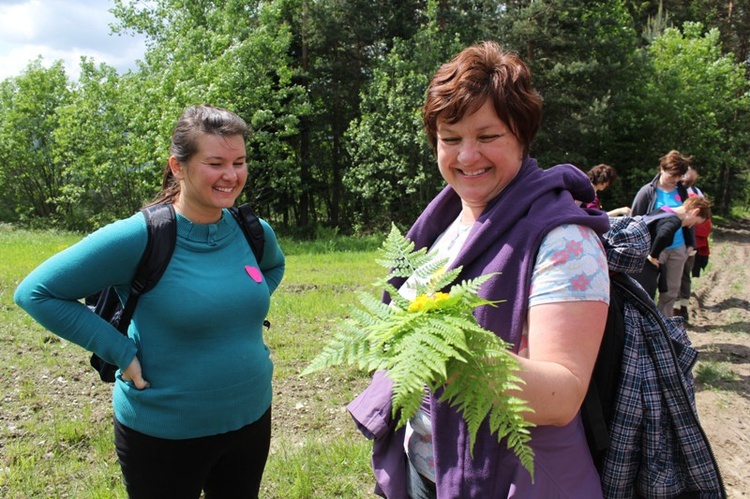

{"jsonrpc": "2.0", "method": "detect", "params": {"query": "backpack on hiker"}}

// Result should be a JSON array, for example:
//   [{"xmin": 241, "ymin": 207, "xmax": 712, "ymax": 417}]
[
  {"xmin": 581, "ymin": 215, "xmax": 725, "ymax": 498},
  {"xmin": 88, "ymin": 203, "xmax": 266, "ymax": 383}
]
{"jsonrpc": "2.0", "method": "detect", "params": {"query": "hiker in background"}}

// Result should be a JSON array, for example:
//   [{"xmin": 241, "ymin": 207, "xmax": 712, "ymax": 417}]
[
  {"xmin": 348, "ymin": 41, "xmax": 611, "ymax": 498},
  {"xmin": 692, "ymin": 207, "xmax": 713, "ymax": 279},
  {"xmin": 684, "ymin": 166, "xmax": 704, "ymax": 197},
  {"xmin": 630, "ymin": 150, "xmax": 695, "ymax": 317},
  {"xmin": 14, "ymin": 105, "xmax": 285, "ymax": 498},
  {"xmin": 583, "ymin": 163, "xmax": 631, "ymax": 216},
  {"xmin": 676, "ymin": 166, "xmax": 708, "ymax": 319},
  {"xmin": 630, "ymin": 196, "xmax": 712, "ymax": 300}
]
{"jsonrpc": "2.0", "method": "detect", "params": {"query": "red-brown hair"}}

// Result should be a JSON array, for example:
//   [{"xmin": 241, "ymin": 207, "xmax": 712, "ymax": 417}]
[
  {"xmin": 683, "ymin": 195, "xmax": 712, "ymax": 219},
  {"xmin": 422, "ymin": 41, "xmax": 543, "ymax": 157},
  {"xmin": 660, "ymin": 150, "xmax": 692, "ymax": 176}
]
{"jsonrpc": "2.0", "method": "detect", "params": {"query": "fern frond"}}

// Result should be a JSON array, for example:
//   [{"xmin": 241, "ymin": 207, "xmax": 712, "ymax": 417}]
[
  {"xmin": 377, "ymin": 224, "xmax": 433, "ymax": 279},
  {"xmin": 440, "ymin": 314, "xmax": 497, "ymax": 338},
  {"xmin": 302, "ymin": 224, "xmax": 535, "ymax": 478},
  {"xmin": 381, "ymin": 283, "xmax": 410, "ymax": 310},
  {"xmin": 392, "ymin": 324, "xmax": 469, "ymax": 372},
  {"xmin": 302, "ymin": 319, "xmax": 371, "ymax": 375},
  {"xmin": 354, "ymin": 291, "xmax": 395, "ymax": 321},
  {"xmin": 449, "ymin": 273, "xmax": 499, "ymax": 300},
  {"xmin": 489, "ymin": 398, "xmax": 535, "ymax": 479},
  {"xmin": 425, "ymin": 265, "xmax": 463, "ymax": 294},
  {"xmin": 423, "ymin": 317, "xmax": 471, "ymax": 357},
  {"xmin": 437, "ymin": 330, "xmax": 535, "ymax": 479},
  {"xmin": 409, "ymin": 255, "xmax": 452, "ymax": 287},
  {"xmin": 388, "ymin": 340, "xmax": 450, "ymax": 423}
]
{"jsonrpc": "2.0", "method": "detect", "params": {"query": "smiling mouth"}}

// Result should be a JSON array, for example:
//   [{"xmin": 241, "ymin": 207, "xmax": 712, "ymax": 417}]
[
  {"xmin": 459, "ymin": 168, "xmax": 489, "ymax": 177},
  {"xmin": 214, "ymin": 186, "xmax": 234, "ymax": 193}
]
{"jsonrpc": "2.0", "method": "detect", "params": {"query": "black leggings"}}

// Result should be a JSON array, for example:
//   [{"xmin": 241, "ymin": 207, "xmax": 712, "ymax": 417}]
[{"xmin": 114, "ymin": 407, "xmax": 271, "ymax": 499}]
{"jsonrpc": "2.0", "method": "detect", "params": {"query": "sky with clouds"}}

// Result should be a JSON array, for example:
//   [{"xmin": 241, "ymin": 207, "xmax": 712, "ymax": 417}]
[{"xmin": 0, "ymin": 0, "xmax": 147, "ymax": 81}]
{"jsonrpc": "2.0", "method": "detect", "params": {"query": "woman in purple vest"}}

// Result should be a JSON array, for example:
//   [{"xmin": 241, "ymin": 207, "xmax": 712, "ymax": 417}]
[{"xmin": 348, "ymin": 41, "xmax": 611, "ymax": 498}]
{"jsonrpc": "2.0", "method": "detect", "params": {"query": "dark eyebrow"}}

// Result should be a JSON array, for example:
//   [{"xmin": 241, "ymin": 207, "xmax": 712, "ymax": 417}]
[
  {"xmin": 438, "ymin": 123, "xmax": 508, "ymax": 134},
  {"xmin": 204, "ymin": 155, "xmax": 246, "ymax": 161}
]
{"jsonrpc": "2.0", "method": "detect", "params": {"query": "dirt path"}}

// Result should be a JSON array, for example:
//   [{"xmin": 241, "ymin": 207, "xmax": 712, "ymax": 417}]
[{"xmin": 687, "ymin": 217, "xmax": 750, "ymax": 497}]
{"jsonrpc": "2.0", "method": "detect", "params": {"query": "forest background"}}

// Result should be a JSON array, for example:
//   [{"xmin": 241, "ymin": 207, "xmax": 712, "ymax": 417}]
[{"xmin": 1, "ymin": 0, "xmax": 749, "ymax": 235}]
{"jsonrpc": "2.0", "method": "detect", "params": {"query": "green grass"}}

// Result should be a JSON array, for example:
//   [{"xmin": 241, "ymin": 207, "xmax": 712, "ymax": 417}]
[
  {"xmin": 262, "ymin": 437, "xmax": 372, "ymax": 498},
  {"xmin": 694, "ymin": 361, "xmax": 740, "ymax": 387},
  {"xmin": 728, "ymin": 206, "xmax": 750, "ymax": 220},
  {"xmin": 0, "ymin": 226, "xmax": 384, "ymax": 498}
]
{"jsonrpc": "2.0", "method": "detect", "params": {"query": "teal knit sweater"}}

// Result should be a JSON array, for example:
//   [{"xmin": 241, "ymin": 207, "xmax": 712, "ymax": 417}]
[{"xmin": 14, "ymin": 209, "xmax": 285, "ymax": 439}]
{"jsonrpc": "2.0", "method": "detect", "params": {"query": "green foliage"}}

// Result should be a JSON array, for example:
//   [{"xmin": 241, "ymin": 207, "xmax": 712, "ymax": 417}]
[
  {"xmin": 109, "ymin": 0, "xmax": 307, "ymax": 218},
  {"xmin": 2, "ymin": 0, "xmax": 750, "ymax": 230},
  {"xmin": 52, "ymin": 61, "xmax": 158, "ymax": 230},
  {"xmin": 645, "ymin": 23, "xmax": 749, "ymax": 209},
  {"xmin": 271, "ymin": 0, "xmax": 428, "ymax": 229},
  {"xmin": 499, "ymin": 0, "xmax": 641, "ymax": 168},
  {"xmin": 0, "ymin": 60, "xmax": 71, "ymax": 226},
  {"xmin": 344, "ymin": 2, "xmax": 463, "ymax": 230},
  {"xmin": 303, "ymin": 225, "xmax": 535, "ymax": 476},
  {"xmin": 611, "ymin": 20, "xmax": 750, "ymax": 211},
  {"xmin": 695, "ymin": 361, "xmax": 740, "ymax": 386}
]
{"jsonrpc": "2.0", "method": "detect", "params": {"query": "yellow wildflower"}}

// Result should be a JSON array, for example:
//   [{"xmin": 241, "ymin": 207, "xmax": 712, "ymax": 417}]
[{"xmin": 408, "ymin": 291, "xmax": 451, "ymax": 312}]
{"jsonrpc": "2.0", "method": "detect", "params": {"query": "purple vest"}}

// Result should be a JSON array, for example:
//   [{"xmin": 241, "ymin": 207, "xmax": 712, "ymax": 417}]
[{"xmin": 348, "ymin": 158, "xmax": 610, "ymax": 498}]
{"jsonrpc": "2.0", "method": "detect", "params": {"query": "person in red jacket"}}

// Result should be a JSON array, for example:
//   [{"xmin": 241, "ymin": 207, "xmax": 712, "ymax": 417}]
[
  {"xmin": 692, "ymin": 214, "xmax": 712, "ymax": 278},
  {"xmin": 677, "ymin": 167, "xmax": 711, "ymax": 319}
]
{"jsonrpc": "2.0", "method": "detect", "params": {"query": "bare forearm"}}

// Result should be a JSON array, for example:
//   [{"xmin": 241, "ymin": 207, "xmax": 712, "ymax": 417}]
[
  {"xmin": 509, "ymin": 356, "xmax": 592, "ymax": 426},
  {"xmin": 508, "ymin": 301, "xmax": 607, "ymax": 426}
]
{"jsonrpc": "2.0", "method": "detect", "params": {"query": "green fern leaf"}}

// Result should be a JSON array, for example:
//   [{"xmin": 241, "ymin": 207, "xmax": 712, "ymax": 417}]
[
  {"xmin": 423, "ymin": 318, "xmax": 471, "ymax": 356},
  {"xmin": 303, "ymin": 224, "xmax": 536, "ymax": 479},
  {"xmin": 354, "ymin": 291, "xmax": 394, "ymax": 321}
]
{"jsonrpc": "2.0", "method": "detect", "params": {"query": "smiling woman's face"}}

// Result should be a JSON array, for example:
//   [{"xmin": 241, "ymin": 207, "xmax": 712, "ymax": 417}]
[
  {"xmin": 171, "ymin": 133, "xmax": 247, "ymax": 223},
  {"xmin": 436, "ymin": 99, "xmax": 524, "ymax": 222}
]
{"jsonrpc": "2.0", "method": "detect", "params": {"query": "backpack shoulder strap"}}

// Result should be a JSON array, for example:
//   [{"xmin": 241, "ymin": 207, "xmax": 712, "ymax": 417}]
[
  {"xmin": 132, "ymin": 204, "xmax": 177, "ymax": 295},
  {"xmin": 229, "ymin": 204, "xmax": 265, "ymax": 264},
  {"xmin": 581, "ymin": 271, "xmax": 628, "ymax": 470},
  {"xmin": 117, "ymin": 204, "xmax": 177, "ymax": 332},
  {"xmin": 611, "ymin": 270, "xmax": 663, "ymax": 314}
]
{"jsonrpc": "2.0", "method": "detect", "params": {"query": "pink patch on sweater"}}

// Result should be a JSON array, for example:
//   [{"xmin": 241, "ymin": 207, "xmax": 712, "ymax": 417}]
[{"xmin": 245, "ymin": 265, "xmax": 263, "ymax": 283}]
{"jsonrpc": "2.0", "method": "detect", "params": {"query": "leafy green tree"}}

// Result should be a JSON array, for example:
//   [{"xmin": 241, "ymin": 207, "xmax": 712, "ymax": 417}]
[
  {"xmin": 498, "ymin": 0, "xmax": 641, "ymax": 169},
  {"xmin": 344, "ymin": 3, "xmax": 463, "ymax": 231},
  {"xmin": 625, "ymin": 0, "xmax": 750, "ymax": 64},
  {"xmin": 3, "ymin": 0, "xmax": 748, "ymax": 229},
  {"xmin": 0, "ymin": 60, "xmax": 71, "ymax": 227},
  {"xmin": 634, "ymin": 22, "xmax": 749, "ymax": 210},
  {"xmin": 51, "ymin": 61, "xmax": 159, "ymax": 230},
  {"xmin": 432, "ymin": 0, "xmax": 507, "ymax": 44},
  {"xmin": 274, "ymin": 0, "xmax": 427, "ymax": 231},
  {"xmin": 111, "ymin": 0, "xmax": 306, "ymax": 224}
]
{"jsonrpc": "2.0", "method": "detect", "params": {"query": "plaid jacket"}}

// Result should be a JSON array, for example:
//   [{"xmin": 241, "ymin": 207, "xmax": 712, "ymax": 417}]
[{"xmin": 599, "ymin": 217, "xmax": 725, "ymax": 498}]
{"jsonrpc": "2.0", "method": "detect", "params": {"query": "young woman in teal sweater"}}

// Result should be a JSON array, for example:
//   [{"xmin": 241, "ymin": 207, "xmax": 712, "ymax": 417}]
[{"xmin": 15, "ymin": 105, "xmax": 285, "ymax": 498}]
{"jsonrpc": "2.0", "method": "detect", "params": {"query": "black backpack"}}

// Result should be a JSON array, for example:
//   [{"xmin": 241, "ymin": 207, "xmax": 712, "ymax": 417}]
[
  {"xmin": 88, "ymin": 203, "xmax": 266, "ymax": 382},
  {"xmin": 580, "ymin": 271, "xmax": 627, "ymax": 469}
]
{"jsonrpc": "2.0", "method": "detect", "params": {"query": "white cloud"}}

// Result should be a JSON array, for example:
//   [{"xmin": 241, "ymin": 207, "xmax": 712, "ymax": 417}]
[{"xmin": 0, "ymin": 0, "xmax": 147, "ymax": 81}]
